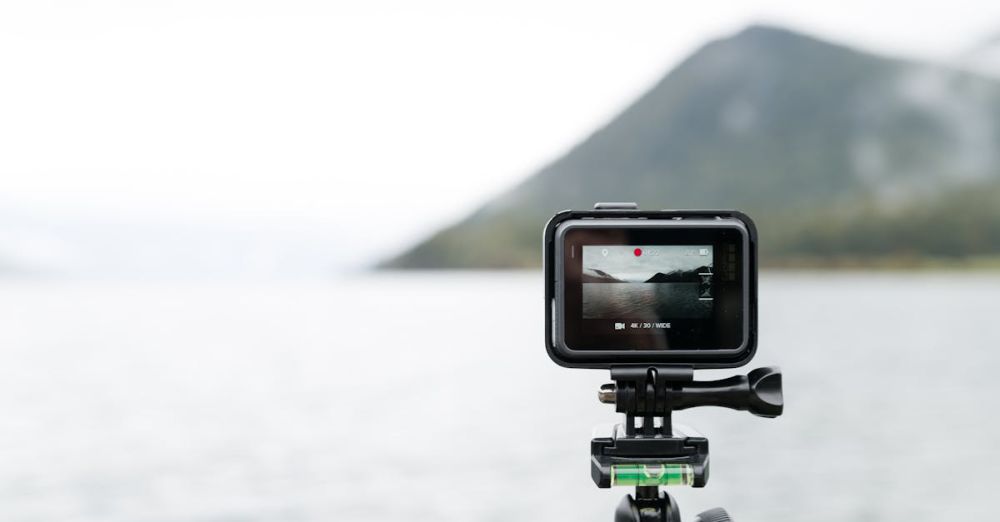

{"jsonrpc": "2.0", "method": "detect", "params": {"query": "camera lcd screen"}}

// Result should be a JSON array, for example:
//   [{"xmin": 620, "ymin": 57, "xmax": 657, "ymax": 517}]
[
  {"xmin": 582, "ymin": 244, "xmax": 714, "ymax": 319},
  {"xmin": 558, "ymin": 221, "xmax": 748, "ymax": 352}
]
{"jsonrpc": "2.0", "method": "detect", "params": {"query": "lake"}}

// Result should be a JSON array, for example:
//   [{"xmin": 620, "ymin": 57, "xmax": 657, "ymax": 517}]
[
  {"xmin": 0, "ymin": 271, "xmax": 997, "ymax": 521},
  {"xmin": 583, "ymin": 282, "xmax": 711, "ymax": 319}
]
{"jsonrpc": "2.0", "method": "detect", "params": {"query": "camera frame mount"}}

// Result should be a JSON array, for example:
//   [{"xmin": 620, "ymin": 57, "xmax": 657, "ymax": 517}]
[{"xmin": 592, "ymin": 365, "xmax": 783, "ymax": 522}]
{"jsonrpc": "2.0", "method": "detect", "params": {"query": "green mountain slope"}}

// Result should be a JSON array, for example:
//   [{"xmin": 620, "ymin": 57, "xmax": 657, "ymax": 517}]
[{"xmin": 383, "ymin": 25, "xmax": 1000, "ymax": 269}]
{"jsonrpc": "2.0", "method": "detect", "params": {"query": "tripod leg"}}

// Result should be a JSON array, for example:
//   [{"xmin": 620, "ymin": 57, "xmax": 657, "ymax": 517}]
[{"xmin": 614, "ymin": 487, "xmax": 682, "ymax": 522}]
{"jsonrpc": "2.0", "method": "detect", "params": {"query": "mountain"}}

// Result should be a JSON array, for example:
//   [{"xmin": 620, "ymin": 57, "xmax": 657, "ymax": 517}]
[
  {"xmin": 645, "ymin": 267, "xmax": 710, "ymax": 283},
  {"xmin": 382, "ymin": 25, "xmax": 1000, "ymax": 269},
  {"xmin": 582, "ymin": 268, "xmax": 623, "ymax": 283}
]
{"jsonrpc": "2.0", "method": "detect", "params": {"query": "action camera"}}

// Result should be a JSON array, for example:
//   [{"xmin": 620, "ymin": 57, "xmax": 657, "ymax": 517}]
[{"xmin": 544, "ymin": 203, "xmax": 758, "ymax": 369}]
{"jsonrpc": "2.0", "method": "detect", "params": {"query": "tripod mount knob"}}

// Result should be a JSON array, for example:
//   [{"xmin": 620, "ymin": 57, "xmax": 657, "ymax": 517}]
[
  {"xmin": 671, "ymin": 366, "xmax": 783, "ymax": 418},
  {"xmin": 745, "ymin": 367, "xmax": 783, "ymax": 417}
]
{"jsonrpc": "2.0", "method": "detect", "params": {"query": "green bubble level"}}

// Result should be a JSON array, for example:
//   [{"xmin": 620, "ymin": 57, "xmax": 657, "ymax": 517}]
[{"xmin": 610, "ymin": 463, "xmax": 694, "ymax": 487}]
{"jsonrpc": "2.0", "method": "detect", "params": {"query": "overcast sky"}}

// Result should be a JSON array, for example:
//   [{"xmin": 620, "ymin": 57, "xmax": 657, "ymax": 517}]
[{"xmin": 2, "ymin": 0, "xmax": 1000, "ymax": 265}]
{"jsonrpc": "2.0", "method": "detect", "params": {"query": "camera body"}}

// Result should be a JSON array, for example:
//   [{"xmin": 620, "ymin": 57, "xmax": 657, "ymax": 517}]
[{"xmin": 544, "ymin": 205, "xmax": 758, "ymax": 369}]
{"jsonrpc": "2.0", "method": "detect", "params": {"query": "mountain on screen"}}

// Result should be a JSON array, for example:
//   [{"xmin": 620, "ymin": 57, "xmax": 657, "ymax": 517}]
[
  {"xmin": 582, "ymin": 268, "xmax": 624, "ymax": 283},
  {"xmin": 644, "ymin": 266, "xmax": 711, "ymax": 283}
]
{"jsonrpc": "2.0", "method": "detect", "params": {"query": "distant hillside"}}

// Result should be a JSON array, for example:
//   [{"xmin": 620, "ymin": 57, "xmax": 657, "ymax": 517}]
[
  {"xmin": 645, "ymin": 267, "xmax": 710, "ymax": 283},
  {"xmin": 582, "ymin": 268, "xmax": 623, "ymax": 283},
  {"xmin": 382, "ymin": 25, "xmax": 1000, "ymax": 269}
]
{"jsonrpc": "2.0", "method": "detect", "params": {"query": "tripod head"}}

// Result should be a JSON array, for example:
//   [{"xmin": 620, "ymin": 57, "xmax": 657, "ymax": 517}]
[{"xmin": 591, "ymin": 366, "xmax": 783, "ymax": 521}]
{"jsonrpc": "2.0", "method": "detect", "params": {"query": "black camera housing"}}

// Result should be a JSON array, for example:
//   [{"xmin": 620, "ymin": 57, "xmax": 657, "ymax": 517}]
[{"xmin": 544, "ymin": 206, "xmax": 758, "ymax": 369}]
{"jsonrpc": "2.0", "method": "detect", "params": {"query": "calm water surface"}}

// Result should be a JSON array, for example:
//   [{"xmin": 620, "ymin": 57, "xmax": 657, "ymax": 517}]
[
  {"xmin": 0, "ymin": 272, "xmax": 998, "ymax": 522},
  {"xmin": 583, "ymin": 282, "xmax": 710, "ymax": 319}
]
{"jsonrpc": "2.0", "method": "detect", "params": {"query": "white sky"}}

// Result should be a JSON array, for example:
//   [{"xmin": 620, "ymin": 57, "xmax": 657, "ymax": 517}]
[{"xmin": 2, "ymin": 0, "xmax": 1000, "ymax": 263}]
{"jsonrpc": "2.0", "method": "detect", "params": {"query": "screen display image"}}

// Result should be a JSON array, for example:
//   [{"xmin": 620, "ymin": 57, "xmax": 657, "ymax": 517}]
[{"xmin": 582, "ymin": 245, "xmax": 713, "ymax": 323}]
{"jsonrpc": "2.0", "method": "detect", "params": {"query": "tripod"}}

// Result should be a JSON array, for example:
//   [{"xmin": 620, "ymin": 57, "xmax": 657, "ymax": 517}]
[{"xmin": 591, "ymin": 366, "xmax": 783, "ymax": 522}]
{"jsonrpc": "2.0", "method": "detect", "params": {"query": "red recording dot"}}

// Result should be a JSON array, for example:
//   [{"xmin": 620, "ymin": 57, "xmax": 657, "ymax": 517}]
[{"xmin": 634, "ymin": 248, "xmax": 642, "ymax": 257}]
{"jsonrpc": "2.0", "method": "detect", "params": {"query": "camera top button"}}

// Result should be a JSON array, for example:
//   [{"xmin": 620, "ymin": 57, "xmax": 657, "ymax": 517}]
[{"xmin": 594, "ymin": 202, "xmax": 638, "ymax": 210}]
